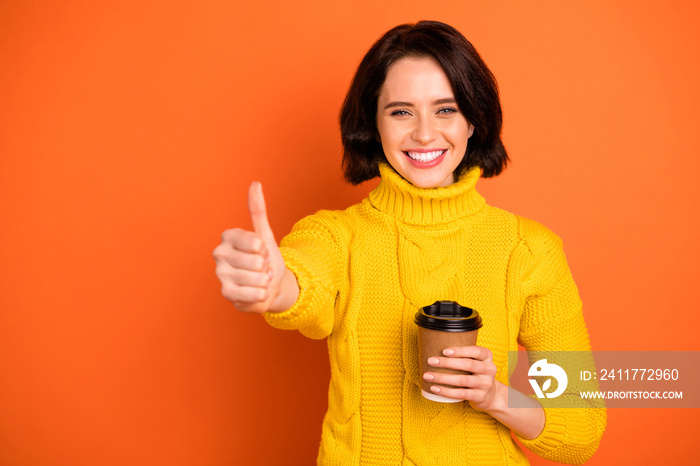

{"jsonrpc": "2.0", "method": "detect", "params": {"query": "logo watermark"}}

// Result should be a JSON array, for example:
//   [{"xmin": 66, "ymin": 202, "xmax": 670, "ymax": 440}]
[
  {"xmin": 528, "ymin": 359, "xmax": 568, "ymax": 398},
  {"xmin": 508, "ymin": 351, "xmax": 700, "ymax": 408}
]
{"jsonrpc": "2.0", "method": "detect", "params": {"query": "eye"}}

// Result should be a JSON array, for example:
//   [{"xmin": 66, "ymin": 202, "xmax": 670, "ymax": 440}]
[
  {"xmin": 390, "ymin": 109, "xmax": 411, "ymax": 116},
  {"xmin": 437, "ymin": 106, "xmax": 459, "ymax": 115}
]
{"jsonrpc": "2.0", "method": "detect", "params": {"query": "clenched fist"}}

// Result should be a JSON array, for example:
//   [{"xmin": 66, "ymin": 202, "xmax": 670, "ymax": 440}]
[{"xmin": 213, "ymin": 182, "xmax": 298, "ymax": 314}]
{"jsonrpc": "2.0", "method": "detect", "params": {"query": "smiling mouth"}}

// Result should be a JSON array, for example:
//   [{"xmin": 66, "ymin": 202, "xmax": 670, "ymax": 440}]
[{"xmin": 403, "ymin": 150, "xmax": 446, "ymax": 163}]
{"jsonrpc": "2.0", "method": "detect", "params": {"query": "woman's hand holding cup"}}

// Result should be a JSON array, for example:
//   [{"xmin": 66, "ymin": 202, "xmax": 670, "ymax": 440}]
[
  {"xmin": 213, "ymin": 182, "xmax": 297, "ymax": 314},
  {"xmin": 423, "ymin": 345, "xmax": 501, "ymax": 412}
]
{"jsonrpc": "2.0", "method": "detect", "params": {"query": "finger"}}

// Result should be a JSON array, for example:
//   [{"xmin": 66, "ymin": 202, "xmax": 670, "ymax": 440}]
[
  {"xmin": 442, "ymin": 345, "xmax": 492, "ymax": 361},
  {"xmin": 428, "ymin": 384, "xmax": 473, "ymax": 402},
  {"xmin": 423, "ymin": 371, "xmax": 483, "ymax": 389},
  {"xmin": 232, "ymin": 302, "xmax": 269, "ymax": 315},
  {"xmin": 221, "ymin": 282, "xmax": 268, "ymax": 304},
  {"xmin": 213, "ymin": 245, "xmax": 270, "ymax": 274},
  {"xmin": 216, "ymin": 263, "xmax": 272, "ymax": 287},
  {"xmin": 427, "ymin": 356, "xmax": 495, "ymax": 376},
  {"xmin": 219, "ymin": 229, "xmax": 269, "ymax": 256},
  {"xmin": 248, "ymin": 182, "xmax": 277, "ymax": 245},
  {"xmin": 222, "ymin": 249, "xmax": 270, "ymax": 272}
]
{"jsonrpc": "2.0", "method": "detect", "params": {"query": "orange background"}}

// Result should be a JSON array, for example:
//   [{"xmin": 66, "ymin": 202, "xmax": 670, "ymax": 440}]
[{"xmin": 1, "ymin": 1, "xmax": 699, "ymax": 464}]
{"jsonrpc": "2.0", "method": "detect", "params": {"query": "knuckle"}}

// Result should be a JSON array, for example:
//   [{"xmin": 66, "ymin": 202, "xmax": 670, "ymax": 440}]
[
  {"xmin": 221, "ymin": 283, "xmax": 237, "ymax": 300},
  {"xmin": 213, "ymin": 249, "xmax": 232, "ymax": 266},
  {"xmin": 474, "ymin": 377, "xmax": 488, "ymax": 390},
  {"xmin": 220, "ymin": 228, "xmax": 238, "ymax": 243},
  {"xmin": 458, "ymin": 375, "xmax": 472, "ymax": 387},
  {"xmin": 214, "ymin": 264, "xmax": 227, "ymax": 279},
  {"xmin": 232, "ymin": 301, "xmax": 247, "ymax": 312}
]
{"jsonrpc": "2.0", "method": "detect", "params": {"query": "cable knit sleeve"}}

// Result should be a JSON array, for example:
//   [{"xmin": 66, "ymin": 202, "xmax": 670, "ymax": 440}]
[
  {"xmin": 262, "ymin": 210, "xmax": 348, "ymax": 340},
  {"xmin": 512, "ymin": 217, "xmax": 606, "ymax": 465}
]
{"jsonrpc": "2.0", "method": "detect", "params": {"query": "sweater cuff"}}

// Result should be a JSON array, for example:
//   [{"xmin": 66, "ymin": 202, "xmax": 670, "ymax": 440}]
[
  {"xmin": 515, "ymin": 406, "xmax": 567, "ymax": 453},
  {"xmin": 262, "ymin": 247, "xmax": 332, "ymax": 339},
  {"xmin": 516, "ymin": 405, "xmax": 606, "ymax": 465}
]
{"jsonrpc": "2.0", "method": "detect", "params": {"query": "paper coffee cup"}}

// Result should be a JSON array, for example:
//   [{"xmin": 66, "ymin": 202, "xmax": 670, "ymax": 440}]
[{"xmin": 415, "ymin": 301, "xmax": 483, "ymax": 403}]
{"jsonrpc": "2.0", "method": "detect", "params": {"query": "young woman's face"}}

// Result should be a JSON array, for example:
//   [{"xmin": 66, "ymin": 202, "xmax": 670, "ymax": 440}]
[{"xmin": 376, "ymin": 56, "xmax": 474, "ymax": 188}]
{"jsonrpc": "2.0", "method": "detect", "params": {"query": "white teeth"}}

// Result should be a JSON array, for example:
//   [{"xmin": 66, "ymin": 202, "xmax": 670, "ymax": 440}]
[{"xmin": 405, "ymin": 150, "xmax": 445, "ymax": 162}]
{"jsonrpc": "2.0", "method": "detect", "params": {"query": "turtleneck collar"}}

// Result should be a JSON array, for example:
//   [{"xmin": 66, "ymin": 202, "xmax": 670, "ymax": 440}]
[{"xmin": 368, "ymin": 162, "xmax": 486, "ymax": 225}]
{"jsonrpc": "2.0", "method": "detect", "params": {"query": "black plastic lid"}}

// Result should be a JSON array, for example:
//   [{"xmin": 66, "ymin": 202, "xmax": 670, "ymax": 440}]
[{"xmin": 414, "ymin": 301, "xmax": 483, "ymax": 332}]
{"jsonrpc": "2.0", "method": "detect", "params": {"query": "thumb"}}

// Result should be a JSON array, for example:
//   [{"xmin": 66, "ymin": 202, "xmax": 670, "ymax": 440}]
[{"xmin": 248, "ymin": 181, "xmax": 277, "ymax": 245}]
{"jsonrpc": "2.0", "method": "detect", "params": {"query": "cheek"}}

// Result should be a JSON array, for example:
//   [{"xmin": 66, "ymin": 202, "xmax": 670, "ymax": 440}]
[
  {"xmin": 376, "ymin": 121, "xmax": 391, "ymax": 146},
  {"xmin": 451, "ymin": 125, "xmax": 471, "ymax": 148},
  {"xmin": 377, "ymin": 123, "xmax": 400, "ymax": 148}
]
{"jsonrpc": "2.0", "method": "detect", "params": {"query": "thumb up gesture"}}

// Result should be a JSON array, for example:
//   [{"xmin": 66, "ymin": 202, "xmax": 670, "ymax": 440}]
[{"xmin": 213, "ymin": 182, "xmax": 297, "ymax": 314}]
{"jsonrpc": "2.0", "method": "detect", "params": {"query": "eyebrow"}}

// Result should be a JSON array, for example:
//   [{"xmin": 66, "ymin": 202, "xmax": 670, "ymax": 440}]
[{"xmin": 384, "ymin": 97, "xmax": 457, "ymax": 110}]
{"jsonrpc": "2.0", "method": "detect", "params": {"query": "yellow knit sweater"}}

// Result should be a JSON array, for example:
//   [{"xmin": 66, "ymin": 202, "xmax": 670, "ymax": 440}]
[{"xmin": 264, "ymin": 163, "xmax": 606, "ymax": 465}]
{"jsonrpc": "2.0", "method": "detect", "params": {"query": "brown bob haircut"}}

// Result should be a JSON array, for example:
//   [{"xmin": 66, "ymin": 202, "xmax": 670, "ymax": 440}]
[{"xmin": 340, "ymin": 20, "xmax": 509, "ymax": 185}]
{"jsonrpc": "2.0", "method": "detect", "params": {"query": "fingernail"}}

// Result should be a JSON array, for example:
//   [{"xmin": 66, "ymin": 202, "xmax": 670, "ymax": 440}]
[
  {"xmin": 423, "ymin": 373, "xmax": 434, "ymax": 381},
  {"xmin": 443, "ymin": 349, "xmax": 455, "ymax": 356},
  {"xmin": 430, "ymin": 385, "xmax": 441, "ymax": 393},
  {"xmin": 428, "ymin": 358, "xmax": 440, "ymax": 366}
]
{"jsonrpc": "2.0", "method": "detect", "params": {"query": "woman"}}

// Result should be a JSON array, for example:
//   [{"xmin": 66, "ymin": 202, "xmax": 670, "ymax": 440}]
[{"xmin": 213, "ymin": 21, "xmax": 606, "ymax": 465}]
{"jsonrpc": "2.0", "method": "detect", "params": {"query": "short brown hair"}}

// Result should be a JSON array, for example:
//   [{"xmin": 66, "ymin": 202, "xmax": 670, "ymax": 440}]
[{"xmin": 340, "ymin": 21, "xmax": 509, "ymax": 184}]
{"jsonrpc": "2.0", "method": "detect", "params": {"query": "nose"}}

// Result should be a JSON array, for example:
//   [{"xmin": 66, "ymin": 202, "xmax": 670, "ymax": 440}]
[{"xmin": 412, "ymin": 115, "xmax": 437, "ymax": 144}]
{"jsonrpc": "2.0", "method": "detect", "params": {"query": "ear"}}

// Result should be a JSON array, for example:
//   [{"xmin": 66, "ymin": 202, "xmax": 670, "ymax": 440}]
[{"xmin": 467, "ymin": 123, "xmax": 475, "ymax": 139}]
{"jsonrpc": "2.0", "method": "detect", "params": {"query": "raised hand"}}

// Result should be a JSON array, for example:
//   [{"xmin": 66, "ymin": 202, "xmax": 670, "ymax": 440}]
[{"xmin": 213, "ymin": 182, "xmax": 297, "ymax": 314}]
